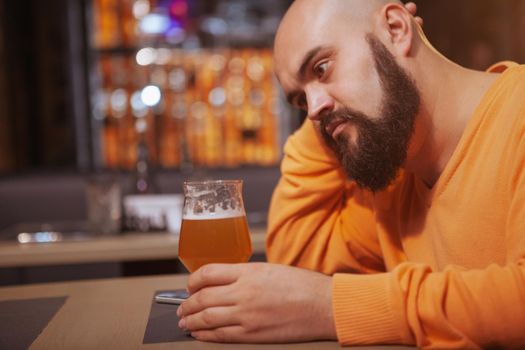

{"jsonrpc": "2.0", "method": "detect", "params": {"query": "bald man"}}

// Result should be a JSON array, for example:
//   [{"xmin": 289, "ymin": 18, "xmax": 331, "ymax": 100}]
[{"xmin": 177, "ymin": 1, "xmax": 525, "ymax": 348}]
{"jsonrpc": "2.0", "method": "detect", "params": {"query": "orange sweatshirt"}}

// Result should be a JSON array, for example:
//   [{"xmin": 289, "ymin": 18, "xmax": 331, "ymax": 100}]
[{"xmin": 266, "ymin": 64, "xmax": 525, "ymax": 349}]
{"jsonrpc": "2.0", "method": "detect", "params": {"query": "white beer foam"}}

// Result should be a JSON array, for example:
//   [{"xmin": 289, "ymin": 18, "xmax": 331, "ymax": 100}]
[{"xmin": 183, "ymin": 208, "xmax": 245, "ymax": 220}]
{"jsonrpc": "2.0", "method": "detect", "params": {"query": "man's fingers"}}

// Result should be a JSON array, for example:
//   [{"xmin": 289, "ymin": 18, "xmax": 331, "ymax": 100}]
[
  {"xmin": 191, "ymin": 325, "xmax": 247, "ymax": 343},
  {"xmin": 404, "ymin": 2, "xmax": 417, "ymax": 16},
  {"xmin": 187, "ymin": 264, "xmax": 242, "ymax": 294},
  {"xmin": 181, "ymin": 306, "xmax": 240, "ymax": 332},
  {"xmin": 404, "ymin": 2, "xmax": 424, "ymax": 27},
  {"xmin": 178, "ymin": 284, "xmax": 236, "ymax": 317}
]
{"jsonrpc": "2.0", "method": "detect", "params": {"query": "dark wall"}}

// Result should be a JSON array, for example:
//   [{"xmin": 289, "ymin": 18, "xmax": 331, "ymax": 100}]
[
  {"xmin": 416, "ymin": 0, "xmax": 525, "ymax": 69},
  {"xmin": 0, "ymin": 0, "xmax": 88, "ymax": 173}
]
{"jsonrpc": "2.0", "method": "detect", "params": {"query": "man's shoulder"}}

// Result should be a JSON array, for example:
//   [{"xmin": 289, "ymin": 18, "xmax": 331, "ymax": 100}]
[
  {"xmin": 496, "ymin": 64, "xmax": 525, "ymax": 114},
  {"xmin": 491, "ymin": 63, "xmax": 525, "ymax": 90},
  {"xmin": 486, "ymin": 61, "xmax": 520, "ymax": 73},
  {"xmin": 487, "ymin": 63, "xmax": 525, "ymax": 151},
  {"xmin": 487, "ymin": 63, "xmax": 525, "ymax": 114}
]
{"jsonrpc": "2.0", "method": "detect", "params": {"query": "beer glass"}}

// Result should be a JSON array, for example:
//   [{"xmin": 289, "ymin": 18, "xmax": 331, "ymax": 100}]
[{"xmin": 178, "ymin": 180, "xmax": 252, "ymax": 272}]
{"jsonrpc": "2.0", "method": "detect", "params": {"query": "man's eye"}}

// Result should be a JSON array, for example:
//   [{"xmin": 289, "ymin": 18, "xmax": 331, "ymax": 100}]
[
  {"xmin": 296, "ymin": 94, "xmax": 307, "ymax": 110},
  {"xmin": 313, "ymin": 61, "xmax": 329, "ymax": 78}
]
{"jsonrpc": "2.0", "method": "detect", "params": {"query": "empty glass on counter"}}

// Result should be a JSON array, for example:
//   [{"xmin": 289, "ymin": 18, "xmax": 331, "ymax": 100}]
[{"xmin": 85, "ymin": 175, "xmax": 122, "ymax": 235}]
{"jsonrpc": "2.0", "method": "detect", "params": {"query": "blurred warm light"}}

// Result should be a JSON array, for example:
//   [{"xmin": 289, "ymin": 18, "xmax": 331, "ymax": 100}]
[
  {"xmin": 136, "ymin": 47, "xmax": 157, "ymax": 66},
  {"xmin": 228, "ymin": 57, "xmax": 245, "ymax": 74},
  {"xmin": 201, "ymin": 17, "xmax": 228, "ymax": 36},
  {"xmin": 135, "ymin": 118, "xmax": 147, "ymax": 133},
  {"xmin": 17, "ymin": 232, "xmax": 60, "ymax": 244},
  {"xmin": 93, "ymin": 90, "xmax": 110, "ymax": 120},
  {"xmin": 131, "ymin": 90, "xmax": 148, "ymax": 117},
  {"xmin": 165, "ymin": 27, "xmax": 186, "ymax": 45},
  {"xmin": 155, "ymin": 48, "xmax": 172, "ymax": 65},
  {"xmin": 110, "ymin": 88, "xmax": 128, "ymax": 115},
  {"xmin": 17, "ymin": 233, "xmax": 31, "ymax": 244},
  {"xmin": 247, "ymin": 57, "xmax": 264, "ymax": 82},
  {"xmin": 141, "ymin": 85, "xmax": 162, "ymax": 107},
  {"xmin": 209, "ymin": 54, "xmax": 227, "ymax": 72},
  {"xmin": 139, "ymin": 12, "xmax": 170, "ymax": 35},
  {"xmin": 170, "ymin": 0, "xmax": 188, "ymax": 18},
  {"xmin": 150, "ymin": 68, "xmax": 168, "ymax": 87},
  {"xmin": 209, "ymin": 87, "xmax": 226, "ymax": 107},
  {"xmin": 168, "ymin": 67, "xmax": 186, "ymax": 91},
  {"xmin": 133, "ymin": 0, "xmax": 150, "ymax": 19}
]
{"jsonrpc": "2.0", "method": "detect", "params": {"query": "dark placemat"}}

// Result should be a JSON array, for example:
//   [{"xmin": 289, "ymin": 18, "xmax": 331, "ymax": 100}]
[
  {"xmin": 143, "ymin": 291, "xmax": 194, "ymax": 344},
  {"xmin": 0, "ymin": 296, "xmax": 68, "ymax": 350}
]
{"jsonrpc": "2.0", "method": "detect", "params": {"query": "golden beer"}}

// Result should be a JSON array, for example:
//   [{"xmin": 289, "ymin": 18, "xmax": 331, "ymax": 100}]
[
  {"xmin": 178, "ymin": 180, "xmax": 252, "ymax": 273},
  {"xmin": 178, "ymin": 215, "xmax": 252, "ymax": 272}
]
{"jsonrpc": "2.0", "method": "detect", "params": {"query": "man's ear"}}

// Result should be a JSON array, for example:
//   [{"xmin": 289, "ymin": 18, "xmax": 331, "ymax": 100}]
[{"xmin": 378, "ymin": 3, "xmax": 414, "ymax": 57}]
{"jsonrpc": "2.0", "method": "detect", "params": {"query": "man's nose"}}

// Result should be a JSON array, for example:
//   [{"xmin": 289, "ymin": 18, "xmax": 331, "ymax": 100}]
[{"xmin": 306, "ymin": 87, "xmax": 334, "ymax": 121}]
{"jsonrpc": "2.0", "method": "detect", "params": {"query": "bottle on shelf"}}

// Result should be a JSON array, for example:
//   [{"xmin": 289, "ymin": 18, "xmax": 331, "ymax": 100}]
[
  {"xmin": 123, "ymin": 118, "xmax": 162, "ymax": 232},
  {"xmin": 133, "ymin": 115, "xmax": 158, "ymax": 194}
]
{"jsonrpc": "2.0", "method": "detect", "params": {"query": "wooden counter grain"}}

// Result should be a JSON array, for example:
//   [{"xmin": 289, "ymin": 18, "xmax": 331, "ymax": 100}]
[
  {"xmin": 0, "ymin": 228, "xmax": 266, "ymax": 268},
  {"xmin": 0, "ymin": 274, "xmax": 415, "ymax": 350}
]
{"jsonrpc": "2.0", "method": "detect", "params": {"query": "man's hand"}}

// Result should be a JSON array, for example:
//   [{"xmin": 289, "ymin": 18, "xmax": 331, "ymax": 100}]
[
  {"xmin": 404, "ymin": 2, "xmax": 423, "ymax": 27},
  {"xmin": 177, "ymin": 263, "xmax": 336, "ymax": 343}
]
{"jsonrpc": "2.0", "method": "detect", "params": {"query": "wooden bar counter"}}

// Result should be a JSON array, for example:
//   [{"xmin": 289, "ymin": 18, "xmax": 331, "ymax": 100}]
[
  {"xmin": 0, "ymin": 274, "xmax": 415, "ymax": 349},
  {"xmin": 0, "ymin": 229, "xmax": 266, "ymax": 268}
]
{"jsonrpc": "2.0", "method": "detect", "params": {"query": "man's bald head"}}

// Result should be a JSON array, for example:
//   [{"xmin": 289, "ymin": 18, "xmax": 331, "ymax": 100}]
[
  {"xmin": 272, "ymin": 0, "xmax": 422, "ymax": 191},
  {"xmin": 275, "ymin": 0, "xmax": 404, "ymax": 48}
]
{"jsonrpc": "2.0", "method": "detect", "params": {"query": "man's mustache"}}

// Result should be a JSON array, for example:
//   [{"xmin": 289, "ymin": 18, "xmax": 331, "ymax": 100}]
[
  {"xmin": 320, "ymin": 113, "xmax": 348, "ymax": 133},
  {"xmin": 320, "ymin": 107, "xmax": 369, "ymax": 139}
]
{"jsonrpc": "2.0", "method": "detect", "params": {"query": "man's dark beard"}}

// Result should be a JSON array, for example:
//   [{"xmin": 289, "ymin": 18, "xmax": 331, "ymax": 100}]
[{"xmin": 320, "ymin": 33, "xmax": 420, "ymax": 192}]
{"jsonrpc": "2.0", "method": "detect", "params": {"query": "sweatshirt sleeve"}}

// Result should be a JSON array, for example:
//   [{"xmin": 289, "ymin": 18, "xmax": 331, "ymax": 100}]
[
  {"xmin": 332, "ymin": 138, "xmax": 525, "ymax": 349},
  {"xmin": 332, "ymin": 261, "xmax": 525, "ymax": 348},
  {"xmin": 266, "ymin": 119, "xmax": 385, "ymax": 275}
]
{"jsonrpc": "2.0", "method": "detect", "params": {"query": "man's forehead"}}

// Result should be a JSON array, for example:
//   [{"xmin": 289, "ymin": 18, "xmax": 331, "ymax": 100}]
[
  {"xmin": 276, "ymin": 0, "xmax": 344, "ymax": 41},
  {"xmin": 274, "ymin": 3, "xmax": 339, "ymax": 62},
  {"xmin": 273, "ymin": 1, "xmax": 360, "ymax": 82},
  {"xmin": 273, "ymin": 0, "xmax": 383, "ymax": 54},
  {"xmin": 275, "ymin": 0, "xmax": 395, "ymax": 44}
]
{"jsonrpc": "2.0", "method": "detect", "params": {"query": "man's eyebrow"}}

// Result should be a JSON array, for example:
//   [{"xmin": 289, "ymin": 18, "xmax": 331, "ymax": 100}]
[
  {"xmin": 286, "ymin": 46, "xmax": 332, "ymax": 106},
  {"xmin": 298, "ymin": 45, "xmax": 329, "ymax": 81}
]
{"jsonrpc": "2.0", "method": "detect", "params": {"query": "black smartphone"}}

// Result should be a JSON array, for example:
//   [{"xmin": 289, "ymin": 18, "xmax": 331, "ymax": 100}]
[{"xmin": 154, "ymin": 289, "xmax": 189, "ymax": 305}]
